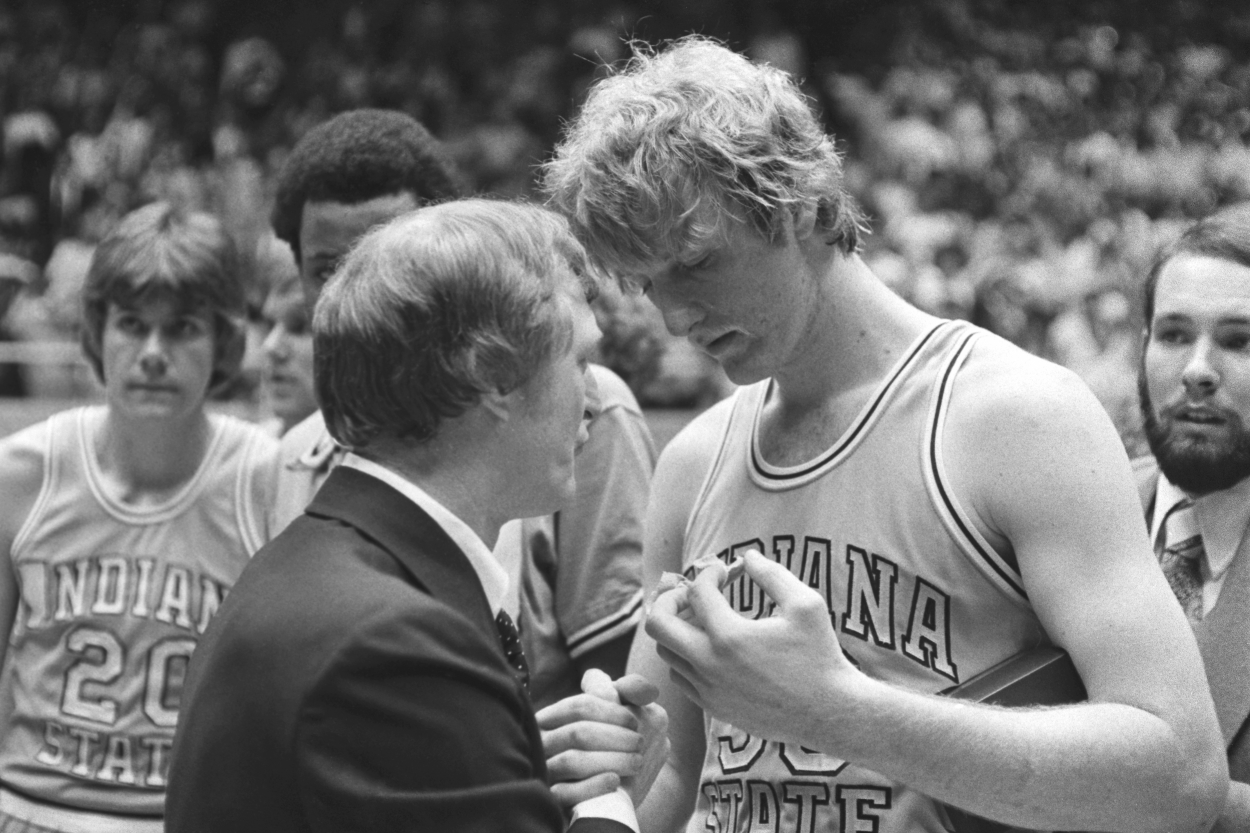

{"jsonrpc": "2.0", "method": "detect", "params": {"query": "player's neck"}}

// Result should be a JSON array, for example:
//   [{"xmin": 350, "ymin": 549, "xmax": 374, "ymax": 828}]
[
  {"xmin": 94, "ymin": 408, "xmax": 214, "ymax": 501},
  {"xmin": 772, "ymin": 256, "xmax": 938, "ymax": 411}
]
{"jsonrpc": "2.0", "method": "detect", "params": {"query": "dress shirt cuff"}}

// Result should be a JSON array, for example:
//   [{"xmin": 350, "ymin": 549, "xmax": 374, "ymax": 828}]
[{"xmin": 570, "ymin": 788, "xmax": 639, "ymax": 833}]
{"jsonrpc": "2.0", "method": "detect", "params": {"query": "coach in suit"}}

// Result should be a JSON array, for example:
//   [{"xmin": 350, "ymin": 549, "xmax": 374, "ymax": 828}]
[
  {"xmin": 1135, "ymin": 202, "xmax": 1250, "ymax": 832},
  {"xmin": 165, "ymin": 200, "xmax": 665, "ymax": 832}
]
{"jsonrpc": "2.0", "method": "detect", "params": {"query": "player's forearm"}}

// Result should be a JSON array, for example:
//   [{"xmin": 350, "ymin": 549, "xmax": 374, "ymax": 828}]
[
  {"xmin": 802, "ymin": 674, "xmax": 1225, "ymax": 833},
  {"xmin": 1212, "ymin": 780, "xmax": 1250, "ymax": 833},
  {"xmin": 636, "ymin": 761, "xmax": 698, "ymax": 833}
]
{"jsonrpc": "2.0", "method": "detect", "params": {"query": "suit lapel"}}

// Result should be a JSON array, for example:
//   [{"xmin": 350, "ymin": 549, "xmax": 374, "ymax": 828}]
[{"xmin": 305, "ymin": 466, "xmax": 498, "ymax": 636}]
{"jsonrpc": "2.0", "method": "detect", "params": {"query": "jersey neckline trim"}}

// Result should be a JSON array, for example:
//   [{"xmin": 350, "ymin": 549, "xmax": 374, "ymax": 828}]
[
  {"xmin": 78, "ymin": 406, "xmax": 229, "ymax": 525},
  {"xmin": 748, "ymin": 320, "xmax": 954, "ymax": 488}
]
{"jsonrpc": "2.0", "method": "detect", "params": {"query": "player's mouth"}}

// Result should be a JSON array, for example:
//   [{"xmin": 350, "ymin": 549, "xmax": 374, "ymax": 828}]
[
  {"xmin": 128, "ymin": 382, "xmax": 178, "ymax": 394},
  {"xmin": 699, "ymin": 330, "xmax": 740, "ymax": 357}
]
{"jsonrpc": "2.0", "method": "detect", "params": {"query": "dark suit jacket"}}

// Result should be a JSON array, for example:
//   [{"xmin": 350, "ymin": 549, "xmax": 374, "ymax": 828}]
[
  {"xmin": 1134, "ymin": 456, "xmax": 1250, "ymax": 783},
  {"xmin": 166, "ymin": 466, "xmax": 629, "ymax": 833}
]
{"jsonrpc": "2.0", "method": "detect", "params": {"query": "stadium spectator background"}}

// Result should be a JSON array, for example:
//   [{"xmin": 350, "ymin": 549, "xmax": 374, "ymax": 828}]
[{"xmin": 1, "ymin": 0, "xmax": 1249, "ymax": 454}]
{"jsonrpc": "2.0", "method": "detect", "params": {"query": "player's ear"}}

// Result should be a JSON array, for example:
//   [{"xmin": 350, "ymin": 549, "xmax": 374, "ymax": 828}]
[{"xmin": 791, "ymin": 200, "xmax": 818, "ymax": 242}]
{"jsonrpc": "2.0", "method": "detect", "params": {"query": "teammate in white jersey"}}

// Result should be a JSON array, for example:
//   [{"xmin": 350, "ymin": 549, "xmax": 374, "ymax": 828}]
[
  {"xmin": 0, "ymin": 202, "xmax": 278, "ymax": 832},
  {"xmin": 542, "ymin": 37, "xmax": 1227, "ymax": 833}
]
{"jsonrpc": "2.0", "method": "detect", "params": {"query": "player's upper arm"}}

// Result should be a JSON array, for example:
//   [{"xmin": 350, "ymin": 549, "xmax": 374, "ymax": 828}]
[
  {"xmin": 943, "ymin": 347, "xmax": 1223, "ymax": 773},
  {"xmin": 0, "ymin": 422, "xmax": 51, "ymax": 660},
  {"xmin": 636, "ymin": 399, "xmax": 733, "ymax": 593},
  {"xmin": 244, "ymin": 430, "xmax": 282, "ymax": 548},
  {"xmin": 629, "ymin": 398, "xmax": 733, "ymax": 832}
]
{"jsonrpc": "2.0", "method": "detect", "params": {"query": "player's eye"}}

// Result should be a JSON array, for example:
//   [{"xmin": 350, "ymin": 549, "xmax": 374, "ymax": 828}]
[
  {"xmin": 1219, "ymin": 332, "xmax": 1250, "ymax": 351},
  {"xmin": 114, "ymin": 314, "xmax": 145, "ymax": 335},
  {"xmin": 169, "ymin": 318, "xmax": 206, "ymax": 339},
  {"xmin": 685, "ymin": 252, "xmax": 713, "ymax": 270}
]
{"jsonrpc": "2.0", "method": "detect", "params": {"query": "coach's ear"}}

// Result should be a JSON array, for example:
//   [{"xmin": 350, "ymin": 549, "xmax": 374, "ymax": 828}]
[
  {"xmin": 480, "ymin": 387, "xmax": 514, "ymax": 423},
  {"xmin": 791, "ymin": 200, "xmax": 819, "ymax": 242}
]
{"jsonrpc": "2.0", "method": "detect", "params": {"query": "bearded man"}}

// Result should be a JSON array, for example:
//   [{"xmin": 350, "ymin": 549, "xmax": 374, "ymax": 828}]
[{"xmin": 1136, "ymin": 201, "xmax": 1250, "ymax": 833}]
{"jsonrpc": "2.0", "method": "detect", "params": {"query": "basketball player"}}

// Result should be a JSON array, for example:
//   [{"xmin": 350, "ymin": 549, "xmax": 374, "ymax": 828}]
[
  {"xmin": 267, "ymin": 108, "xmax": 463, "ymax": 530},
  {"xmin": 0, "ymin": 201, "xmax": 277, "ymax": 831},
  {"xmin": 259, "ymin": 270, "xmax": 317, "ymax": 435},
  {"xmin": 542, "ymin": 38, "xmax": 1227, "ymax": 832}
]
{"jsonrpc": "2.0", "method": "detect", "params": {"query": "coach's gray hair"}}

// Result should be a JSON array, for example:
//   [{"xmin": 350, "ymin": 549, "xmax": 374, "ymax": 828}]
[
  {"xmin": 542, "ymin": 36, "xmax": 867, "ymax": 287},
  {"xmin": 313, "ymin": 199, "xmax": 598, "ymax": 449}
]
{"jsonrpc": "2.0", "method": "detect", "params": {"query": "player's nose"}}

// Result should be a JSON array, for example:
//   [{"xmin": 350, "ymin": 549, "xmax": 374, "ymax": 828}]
[
  {"xmin": 262, "ymin": 324, "xmax": 289, "ymax": 361},
  {"xmin": 139, "ymin": 331, "xmax": 169, "ymax": 375},
  {"xmin": 657, "ymin": 300, "xmax": 702, "ymax": 338}
]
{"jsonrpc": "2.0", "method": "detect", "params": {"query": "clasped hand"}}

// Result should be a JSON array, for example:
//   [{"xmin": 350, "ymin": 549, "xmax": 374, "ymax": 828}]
[
  {"xmin": 644, "ymin": 549, "xmax": 861, "ymax": 747},
  {"xmin": 537, "ymin": 670, "xmax": 669, "ymax": 808}
]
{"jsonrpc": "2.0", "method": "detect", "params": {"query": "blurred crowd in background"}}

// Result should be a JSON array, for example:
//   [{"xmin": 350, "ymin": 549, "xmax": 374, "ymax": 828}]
[{"xmin": 2, "ymin": 0, "xmax": 1250, "ymax": 454}]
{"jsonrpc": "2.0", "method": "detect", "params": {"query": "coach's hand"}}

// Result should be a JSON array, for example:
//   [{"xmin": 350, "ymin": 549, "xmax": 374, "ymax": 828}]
[
  {"xmin": 645, "ymin": 549, "xmax": 862, "ymax": 747},
  {"xmin": 536, "ymin": 670, "xmax": 669, "ymax": 808}
]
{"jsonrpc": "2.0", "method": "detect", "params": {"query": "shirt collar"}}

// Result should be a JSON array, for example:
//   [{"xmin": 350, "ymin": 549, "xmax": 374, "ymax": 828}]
[
  {"xmin": 339, "ymin": 453, "xmax": 509, "ymax": 615},
  {"xmin": 1153, "ymin": 472, "xmax": 1250, "ymax": 583}
]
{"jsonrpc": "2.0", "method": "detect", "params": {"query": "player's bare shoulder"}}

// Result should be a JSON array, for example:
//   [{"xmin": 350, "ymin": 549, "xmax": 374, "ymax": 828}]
[
  {"xmin": 0, "ymin": 416, "xmax": 55, "ymax": 550},
  {"xmin": 654, "ymin": 394, "xmax": 736, "ymax": 491},
  {"xmin": 948, "ymin": 331, "xmax": 1113, "ymax": 443},
  {"xmin": 645, "ymin": 394, "xmax": 738, "ymax": 570},
  {"xmin": 942, "ymin": 330, "xmax": 1131, "ymax": 537}
]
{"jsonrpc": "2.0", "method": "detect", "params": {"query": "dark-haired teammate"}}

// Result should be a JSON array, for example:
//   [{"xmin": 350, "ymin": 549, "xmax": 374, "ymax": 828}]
[
  {"xmin": 544, "ymin": 38, "xmax": 1227, "ymax": 833},
  {"xmin": 267, "ymin": 108, "xmax": 463, "ymax": 529},
  {"xmin": 0, "ymin": 202, "xmax": 276, "ymax": 831}
]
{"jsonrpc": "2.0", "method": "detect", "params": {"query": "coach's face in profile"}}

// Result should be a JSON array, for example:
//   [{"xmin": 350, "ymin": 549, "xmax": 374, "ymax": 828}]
[
  {"xmin": 1142, "ymin": 252, "xmax": 1250, "ymax": 495},
  {"xmin": 501, "ymin": 284, "xmax": 602, "ymax": 517}
]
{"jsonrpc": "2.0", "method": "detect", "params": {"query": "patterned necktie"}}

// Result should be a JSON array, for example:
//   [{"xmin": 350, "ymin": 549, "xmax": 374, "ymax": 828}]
[
  {"xmin": 1158, "ymin": 498, "xmax": 1206, "ymax": 623},
  {"xmin": 495, "ymin": 609, "xmax": 530, "ymax": 690}
]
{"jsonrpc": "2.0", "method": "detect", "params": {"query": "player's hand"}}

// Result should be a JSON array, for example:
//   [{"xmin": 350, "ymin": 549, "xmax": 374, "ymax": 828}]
[
  {"xmin": 645, "ymin": 549, "xmax": 862, "ymax": 746},
  {"xmin": 536, "ymin": 671, "xmax": 669, "ymax": 808}
]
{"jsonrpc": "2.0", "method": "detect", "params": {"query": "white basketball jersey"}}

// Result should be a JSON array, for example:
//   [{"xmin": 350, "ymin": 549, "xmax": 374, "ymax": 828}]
[
  {"xmin": 0, "ymin": 406, "xmax": 275, "ymax": 816},
  {"xmin": 683, "ymin": 320, "xmax": 1046, "ymax": 833}
]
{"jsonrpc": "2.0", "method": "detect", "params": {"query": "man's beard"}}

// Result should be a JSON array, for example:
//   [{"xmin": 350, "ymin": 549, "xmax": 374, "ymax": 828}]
[{"xmin": 1140, "ymin": 374, "xmax": 1250, "ymax": 495}]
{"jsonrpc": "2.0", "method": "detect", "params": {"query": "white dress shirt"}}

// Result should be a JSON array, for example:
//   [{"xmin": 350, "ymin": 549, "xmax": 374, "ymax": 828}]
[
  {"xmin": 339, "ymin": 453, "xmax": 508, "ymax": 615},
  {"xmin": 1151, "ymin": 472, "xmax": 1250, "ymax": 616}
]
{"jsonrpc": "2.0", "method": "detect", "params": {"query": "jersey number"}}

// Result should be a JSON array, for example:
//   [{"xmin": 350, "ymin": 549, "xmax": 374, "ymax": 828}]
[{"xmin": 61, "ymin": 627, "xmax": 195, "ymax": 728}]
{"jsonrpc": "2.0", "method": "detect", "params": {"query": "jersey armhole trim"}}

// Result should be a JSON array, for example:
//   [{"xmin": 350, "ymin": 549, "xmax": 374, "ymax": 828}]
[
  {"xmin": 565, "ymin": 588, "xmax": 645, "ymax": 657},
  {"xmin": 924, "ymin": 331, "xmax": 1031, "ymax": 608},
  {"xmin": 10, "ymin": 413, "xmax": 61, "ymax": 557},
  {"xmin": 683, "ymin": 390, "xmax": 751, "ymax": 551},
  {"xmin": 235, "ymin": 423, "xmax": 267, "ymax": 555}
]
